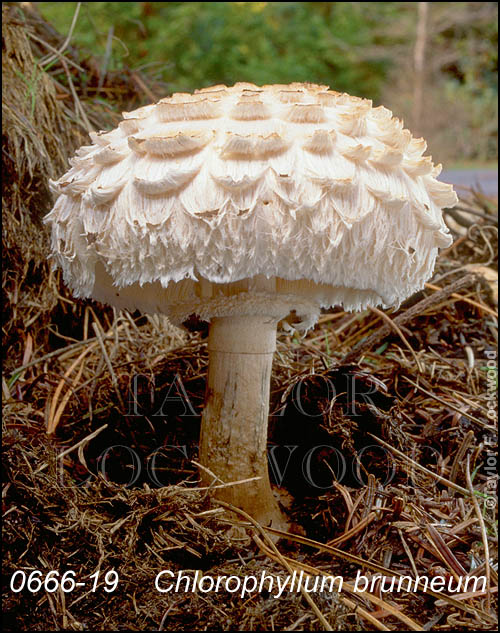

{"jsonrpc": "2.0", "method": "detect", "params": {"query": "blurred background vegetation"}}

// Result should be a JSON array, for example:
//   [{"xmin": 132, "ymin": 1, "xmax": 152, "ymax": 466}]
[{"xmin": 33, "ymin": 1, "xmax": 498, "ymax": 165}]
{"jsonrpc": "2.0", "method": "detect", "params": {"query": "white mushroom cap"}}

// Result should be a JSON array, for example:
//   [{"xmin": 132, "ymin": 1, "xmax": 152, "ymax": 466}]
[{"xmin": 45, "ymin": 82, "xmax": 457, "ymax": 327}]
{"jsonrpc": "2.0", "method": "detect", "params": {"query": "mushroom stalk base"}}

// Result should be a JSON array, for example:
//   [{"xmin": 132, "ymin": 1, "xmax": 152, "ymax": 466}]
[{"xmin": 199, "ymin": 315, "xmax": 286, "ymax": 531}]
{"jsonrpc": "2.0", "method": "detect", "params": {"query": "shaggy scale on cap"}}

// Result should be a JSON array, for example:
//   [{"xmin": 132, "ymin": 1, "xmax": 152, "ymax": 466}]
[{"xmin": 45, "ymin": 82, "xmax": 457, "ymax": 325}]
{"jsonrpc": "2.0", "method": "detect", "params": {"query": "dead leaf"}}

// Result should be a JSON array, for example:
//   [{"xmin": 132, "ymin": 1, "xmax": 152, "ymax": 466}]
[{"xmin": 464, "ymin": 264, "xmax": 498, "ymax": 304}]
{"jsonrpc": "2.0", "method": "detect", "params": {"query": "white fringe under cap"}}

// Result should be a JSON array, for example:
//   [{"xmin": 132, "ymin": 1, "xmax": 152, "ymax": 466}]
[{"xmin": 45, "ymin": 82, "xmax": 457, "ymax": 325}]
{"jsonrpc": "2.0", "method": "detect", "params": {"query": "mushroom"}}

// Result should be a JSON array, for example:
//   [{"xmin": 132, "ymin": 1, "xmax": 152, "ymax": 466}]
[{"xmin": 45, "ymin": 82, "xmax": 457, "ymax": 531}]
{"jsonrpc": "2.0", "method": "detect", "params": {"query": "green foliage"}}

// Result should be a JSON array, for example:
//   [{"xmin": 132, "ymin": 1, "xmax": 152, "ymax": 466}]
[
  {"xmin": 36, "ymin": 1, "xmax": 393, "ymax": 97},
  {"xmin": 35, "ymin": 1, "xmax": 498, "ymax": 161},
  {"xmin": 439, "ymin": 5, "xmax": 498, "ymax": 160}
]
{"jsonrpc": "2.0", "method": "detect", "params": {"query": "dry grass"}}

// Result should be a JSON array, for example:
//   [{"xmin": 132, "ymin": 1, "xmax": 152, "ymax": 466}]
[
  {"xmin": 2, "ymin": 1, "xmax": 161, "ymax": 366},
  {"xmin": 2, "ymin": 4, "xmax": 498, "ymax": 631}
]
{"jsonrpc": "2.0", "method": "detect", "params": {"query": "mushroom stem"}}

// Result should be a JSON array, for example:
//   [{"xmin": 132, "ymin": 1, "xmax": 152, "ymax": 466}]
[{"xmin": 199, "ymin": 315, "xmax": 287, "ymax": 530}]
